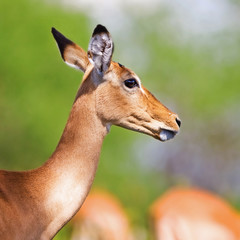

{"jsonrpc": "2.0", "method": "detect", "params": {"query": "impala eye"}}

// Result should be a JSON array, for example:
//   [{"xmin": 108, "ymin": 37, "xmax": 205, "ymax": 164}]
[{"xmin": 124, "ymin": 79, "xmax": 139, "ymax": 88}]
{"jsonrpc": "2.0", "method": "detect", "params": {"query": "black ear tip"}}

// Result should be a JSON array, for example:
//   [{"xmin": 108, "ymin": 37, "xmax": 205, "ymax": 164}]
[
  {"xmin": 51, "ymin": 27, "xmax": 56, "ymax": 34},
  {"xmin": 93, "ymin": 24, "xmax": 109, "ymax": 36},
  {"xmin": 51, "ymin": 27, "xmax": 72, "ymax": 44},
  {"xmin": 51, "ymin": 27, "xmax": 61, "ymax": 39},
  {"xmin": 51, "ymin": 27, "xmax": 73, "ymax": 59}
]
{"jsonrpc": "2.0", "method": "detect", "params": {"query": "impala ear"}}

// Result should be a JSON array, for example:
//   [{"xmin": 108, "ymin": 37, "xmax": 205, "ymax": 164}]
[
  {"xmin": 51, "ymin": 27, "xmax": 89, "ymax": 73},
  {"xmin": 88, "ymin": 24, "xmax": 113, "ymax": 75}
]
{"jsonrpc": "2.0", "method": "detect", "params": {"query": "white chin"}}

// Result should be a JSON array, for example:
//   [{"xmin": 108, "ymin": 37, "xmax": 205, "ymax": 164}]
[{"xmin": 160, "ymin": 129, "xmax": 176, "ymax": 142}]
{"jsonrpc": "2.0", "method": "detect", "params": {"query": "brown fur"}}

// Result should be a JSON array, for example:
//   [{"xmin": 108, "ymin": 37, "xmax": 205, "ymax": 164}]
[
  {"xmin": 0, "ymin": 25, "xmax": 180, "ymax": 239},
  {"xmin": 64, "ymin": 44, "xmax": 89, "ymax": 72}
]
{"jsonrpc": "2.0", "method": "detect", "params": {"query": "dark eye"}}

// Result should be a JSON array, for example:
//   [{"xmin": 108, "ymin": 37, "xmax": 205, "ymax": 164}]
[{"xmin": 124, "ymin": 78, "xmax": 139, "ymax": 88}]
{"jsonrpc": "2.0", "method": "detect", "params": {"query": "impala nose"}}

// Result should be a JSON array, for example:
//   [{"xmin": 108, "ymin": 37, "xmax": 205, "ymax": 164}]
[{"xmin": 176, "ymin": 118, "xmax": 181, "ymax": 128}]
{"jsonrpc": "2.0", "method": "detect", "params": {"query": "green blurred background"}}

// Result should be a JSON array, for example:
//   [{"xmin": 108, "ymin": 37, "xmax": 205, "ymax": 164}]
[{"xmin": 1, "ymin": 0, "xmax": 240, "ymax": 239}]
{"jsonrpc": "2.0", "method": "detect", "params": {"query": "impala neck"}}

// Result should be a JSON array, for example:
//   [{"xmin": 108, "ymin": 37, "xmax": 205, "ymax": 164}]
[{"xmin": 38, "ymin": 74, "xmax": 107, "ymax": 238}]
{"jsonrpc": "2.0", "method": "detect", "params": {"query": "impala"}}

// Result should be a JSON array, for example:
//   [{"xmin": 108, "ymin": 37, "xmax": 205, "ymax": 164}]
[
  {"xmin": 70, "ymin": 190, "xmax": 132, "ymax": 240},
  {"xmin": 149, "ymin": 188, "xmax": 240, "ymax": 240},
  {"xmin": 0, "ymin": 24, "xmax": 180, "ymax": 239}
]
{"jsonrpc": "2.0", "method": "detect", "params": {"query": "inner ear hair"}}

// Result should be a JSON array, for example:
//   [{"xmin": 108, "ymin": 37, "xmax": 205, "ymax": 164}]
[{"xmin": 88, "ymin": 24, "xmax": 113, "ymax": 74}]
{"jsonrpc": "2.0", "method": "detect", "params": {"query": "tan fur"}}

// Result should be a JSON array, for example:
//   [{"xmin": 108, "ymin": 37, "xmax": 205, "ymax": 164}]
[
  {"xmin": 149, "ymin": 188, "xmax": 240, "ymax": 240},
  {"xmin": 63, "ymin": 44, "xmax": 89, "ymax": 72},
  {"xmin": 95, "ymin": 62, "xmax": 180, "ymax": 140},
  {"xmin": 0, "ymin": 25, "xmax": 180, "ymax": 239}
]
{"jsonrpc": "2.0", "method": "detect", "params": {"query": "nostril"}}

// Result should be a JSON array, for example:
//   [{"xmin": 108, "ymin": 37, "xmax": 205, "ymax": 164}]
[{"xmin": 176, "ymin": 118, "xmax": 181, "ymax": 128}]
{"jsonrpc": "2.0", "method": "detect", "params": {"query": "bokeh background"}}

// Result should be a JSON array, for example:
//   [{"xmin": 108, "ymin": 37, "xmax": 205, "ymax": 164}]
[{"xmin": 1, "ymin": 0, "xmax": 240, "ymax": 239}]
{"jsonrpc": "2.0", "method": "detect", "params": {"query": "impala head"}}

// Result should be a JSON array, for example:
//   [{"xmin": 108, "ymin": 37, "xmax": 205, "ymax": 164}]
[{"xmin": 52, "ymin": 24, "xmax": 181, "ymax": 141}]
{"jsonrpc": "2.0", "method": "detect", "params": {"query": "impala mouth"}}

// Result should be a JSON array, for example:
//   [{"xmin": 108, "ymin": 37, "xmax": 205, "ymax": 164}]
[{"xmin": 159, "ymin": 129, "xmax": 177, "ymax": 142}]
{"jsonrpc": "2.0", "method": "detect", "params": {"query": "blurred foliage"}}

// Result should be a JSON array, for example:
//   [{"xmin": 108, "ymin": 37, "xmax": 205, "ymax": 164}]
[
  {"xmin": 0, "ymin": 0, "xmax": 89, "ymax": 170},
  {"xmin": 1, "ymin": 0, "xmax": 240, "ymax": 239}
]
